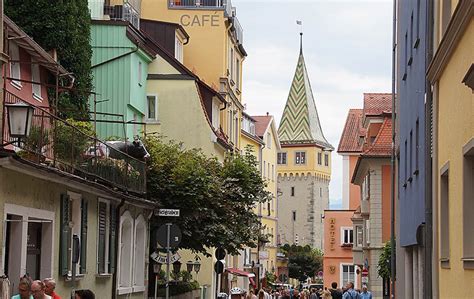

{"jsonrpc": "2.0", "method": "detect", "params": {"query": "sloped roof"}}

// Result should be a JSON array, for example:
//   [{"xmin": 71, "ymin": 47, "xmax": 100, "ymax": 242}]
[
  {"xmin": 362, "ymin": 117, "xmax": 392, "ymax": 157},
  {"xmin": 363, "ymin": 93, "xmax": 392, "ymax": 116},
  {"xmin": 278, "ymin": 51, "xmax": 333, "ymax": 150},
  {"xmin": 253, "ymin": 115, "xmax": 272, "ymax": 138},
  {"xmin": 337, "ymin": 109, "xmax": 364, "ymax": 153}
]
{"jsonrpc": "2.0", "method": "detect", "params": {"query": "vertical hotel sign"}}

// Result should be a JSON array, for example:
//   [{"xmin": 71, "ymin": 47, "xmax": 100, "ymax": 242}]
[{"xmin": 329, "ymin": 218, "xmax": 336, "ymax": 250}]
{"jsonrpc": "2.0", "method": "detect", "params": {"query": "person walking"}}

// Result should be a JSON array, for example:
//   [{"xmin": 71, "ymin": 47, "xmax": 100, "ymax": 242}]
[
  {"xmin": 359, "ymin": 285, "xmax": 371, "ymax": 299},
  {"xmin": 341, "ymin": 282, "xmax": 359, "ymax": 299},
  {"xmin": 74, "ymin": 290, "xmax": 95, "ymax": 299},
  {"xmin": 30, "ymin": 281, "xmax": 51, "ymax": 299},
  {"xmin": 320, "ymin": 290, "xmax": 332, "ymax": 299},
  {"xmin": 11, "ymin": 277, "xmax": 32, "ymax": 299},
  {"xmin": 329, "ymin": 282, "xmax": 342, "ymax": 299},
  {"xmin": 309, "ymin": 289, "xmax": 318, "ymax": 299},
  {"xmin": 43, "ymin": 279, "xmax": 60, "ymax": 299}
]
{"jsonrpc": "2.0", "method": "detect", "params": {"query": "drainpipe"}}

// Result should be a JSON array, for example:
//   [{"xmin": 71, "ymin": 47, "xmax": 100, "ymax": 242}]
[
  {"xmin": 390, "ymin": 0, "xmax": 397, "ymax": 296},
  {"xmin": 424, "ymin": 0, "xmax": 434, "ymax": 297},
  {"xmin": 112, "ymin": 199, "xmax": 125, "ymax": 299},
  {"xmin": 0, "ymin": 1, "xmax": 5, "ymax": 146}
]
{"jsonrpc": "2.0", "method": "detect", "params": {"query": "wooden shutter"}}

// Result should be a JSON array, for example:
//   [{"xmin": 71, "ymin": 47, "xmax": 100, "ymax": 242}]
[
  {"xmin": 80, "ymin": 199, "xmax": 88, "ymax": 274},
  {"xmin": 98, "ymin": 202, "xmax": 107, "ymax": 274},
  {"xmin": 109, "ymin": 204, "xmax": 117, "ymax": 274},
  {"xmin": 59, "ymin": 194, "xmax": 71, "ymax": 276}
]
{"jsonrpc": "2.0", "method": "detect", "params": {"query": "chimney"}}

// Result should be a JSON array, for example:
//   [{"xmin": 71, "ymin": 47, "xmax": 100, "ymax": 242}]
[{"xmin": 266, "ymin": 112, "xmax": 269, "ymax": 116}]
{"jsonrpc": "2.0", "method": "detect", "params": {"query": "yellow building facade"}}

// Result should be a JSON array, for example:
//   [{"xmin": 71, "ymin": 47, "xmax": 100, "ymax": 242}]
[
  {"xmin": 141, "ymin": 0, "xmax": 246, "ymax": 150},
  {"xmin": 427, "ymin": 1, "xmax": 474, "ymax": 298}
]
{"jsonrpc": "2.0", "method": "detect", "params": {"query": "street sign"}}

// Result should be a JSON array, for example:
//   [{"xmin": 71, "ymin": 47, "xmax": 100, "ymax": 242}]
[
  {"xmin": 158, "ymin": 209, "xmax": 180, "ymax": 217},
  {"xmin": 214, "ymin": 260, "xmax": 225, "ymax": 274},
  {"xmin": 157, "ymin": 224, "xmax": 182, "ymax": 248},
  {"xmin": 362, "ymin": 276, "xmax": 369, "ymax": 283},
  {"xmin": 361, "ymin": 269, "xmax": 369, "ymax": 276},
  {"xmin": 215, "ymin": 247, "xmax": 226, "ymax": 260},
  {"xmin": 150, "ymin": 251, "xmax": 181, "ymax": 264}
]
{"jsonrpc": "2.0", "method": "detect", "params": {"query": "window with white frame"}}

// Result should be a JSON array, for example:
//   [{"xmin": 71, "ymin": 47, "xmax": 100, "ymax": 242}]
[
  {"xmin": 212, "ymin": 99, "xmax": 220, "ymax": 130},
  {"xmin": 31, "ymin": 62, "xmax": 41, "ymax": 100},
  {"xmin": 146, "ymin": 95, "xmax": 158, "ymax": 121},
  {"xmin": 365, "ymin": 219, "xmax": 370, "ymax": 245},
  {"xmin": 341, "ymin": 228, "xmax": 354, "ymax": 245},
  {"xmin": 236, "ymin": 58, "xmax": 240, "ymax": 89},
  {"xmin": 9, "ymin": 41, "xmax": 21, "ymax": 87},
  {"xmin": 230, "ymin": 48, "xmax": 234, "ymax": 82},
  {"xmin": 267, "ymin": 133, "xmax": 271, "ymax": 149},
  {"xmin": 295, "ymin": 151, "xmax": 306, "ymax": 165},
  {"xmin": 272, "ymin": 164, "xmax": 274, "ymax": 181},
  {"xmin": 133, "ymin": 215, "xmax": 146, "ymax": 291},
  {"xmin": 341, "ymin": 264, "xmax": 355, "ymax": 287},
  {"xmin": 244, "ymin": 248, "xmax": 251, "ymax": 266},
  {"xmin": 355, "ymin": 225, "xmax": 363, "ymax": 248},
  {"xmin": 324, "ymin": 154, "xmax": 329, "ymax": 166},
  {"xmin": 362, "ymin": 173, "xmax": 370, "ymax": 200},
  {"xmin": 138, "ymin": 61, "xmax": 142, "ymax": 85},
  {"xmin": 118, "ymin": 211, "xmax": 133, "ymax": 293},
  {"xmin": 317, "ymin": 152, "xmax": 322, "ymax": 165},
  {"xmin": 97, "ymin": 200, "xmax": 110, "ymax": 274},
  {"xmin": 277, "ymin": 152, "xmax": 287, "ymax": 165},
  {"xmin": 175, "ymin": 35, "xmax": 184, "ymax": 63}
]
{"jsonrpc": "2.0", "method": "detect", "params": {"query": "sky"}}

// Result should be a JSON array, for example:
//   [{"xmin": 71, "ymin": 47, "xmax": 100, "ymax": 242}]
[{"xmin": 234, "ymin": 0, "xmax": 393, "ymax": 208}]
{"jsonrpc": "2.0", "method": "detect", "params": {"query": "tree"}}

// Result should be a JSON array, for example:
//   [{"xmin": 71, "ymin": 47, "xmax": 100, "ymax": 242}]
[
  {"xmin": 378, "ymin": 241, "xmax": 392, "ymax": 279},
  {"xmin": 280, "ymin": 244, "xmax": 323, "ymax": 281},
  {"xmin": 146, "ymin": 137, "xmax": 271, "ymax": 255},
  {"xmin": 5, "ymin": 0, "xmax": 93, "ymax": 118}
]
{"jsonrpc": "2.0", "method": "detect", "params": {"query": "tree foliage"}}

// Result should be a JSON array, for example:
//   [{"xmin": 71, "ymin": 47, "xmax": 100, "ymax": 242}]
[
  {"xmin": 5, "ymin": 0, "xmax": 93, "ymax": 118},
  {"xmin": 378, "ymin": 240, "xmax": 392, "ymax": 279},
  {"xmin": 146, "ymin": 137, "xmax": 272, "ymax": 255},
  {"xmin": 280, "ymin": 244, "xmax": 323, "ymax": 280}
]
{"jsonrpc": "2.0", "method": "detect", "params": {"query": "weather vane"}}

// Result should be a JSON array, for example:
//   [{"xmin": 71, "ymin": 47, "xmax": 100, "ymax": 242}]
[{"xmin": 296, "ymin": 20, "xmax": 303, "ymax": 53}]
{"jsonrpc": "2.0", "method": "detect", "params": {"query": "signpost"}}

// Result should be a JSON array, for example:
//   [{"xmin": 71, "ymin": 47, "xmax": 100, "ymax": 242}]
[{"xmin": 154, "ymin": 209, "xmax": 181, "ymax": 299}]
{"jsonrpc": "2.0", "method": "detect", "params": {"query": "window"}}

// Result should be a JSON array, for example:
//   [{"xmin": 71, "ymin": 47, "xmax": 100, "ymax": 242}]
[
  {"xmin": 263, "ymin": 161, "xmax": 266, "ymax": 178},
  {"xmin": 409, "ymin": 12, "xmax": 413, "ymax": 65},
  {"xmin": 277, "ymin": 153, "xmax": 287, "ymax": 165},
  {"xmin": 324, "ymin": 154, "xmax": 329, "ymax": 166},
  {"xmin": 272, "ymin": 164, "xmax": 274, "ymax": 181},
  {"xmin": 415, "ymin": 120, "xmax": 419, "ymax": 173},
  {"xmin": 341, "ymin": 228, "xmax": 354, "ymax": 245},
  {"xmin": 292, "ymin": 211, "xmax": 296, "ymax": 222},
  {"xmin": 235, "ymin": 117, "xmax": 239, "ymax": 146},
  {"xmin": 362, "ymin": 173, "xmax": 370, "ymax": 200},
  {"xmin": 409, "ymin": 131, "xmax": 413, "ymax": 181},
  {"xmin": 320, "ymin": 187, "xmax": 322, "ymax": 197},
  {"xmin": 59, "ymin": 193, "xmax": 88, "ymax": 277},
  {"xmin": 355, "ymin": 226, "xmax": 363, "ymax": 248},
  {"xmin": 370, "ymin": 136, "xmax": 376, "ymax": 144},
  {"xmin": 267, "ymin": 202, "xmax": 271, "ymax": 216},
  {"xmin": 31, "ymin": 63, "xmax": 41, "ymax": 100},
  {"xmin": 230, "ymin": 48, "xmax": 234, "ymax": 82},
  {"xmin": 146, "ymin": 95, "xmax": 158, "ymax": 121},
  {"xmin": 440, "ymin": 163, "xmax": 450, "ymax": 267},
  {"xmin": 295, "ymin": 152, "xmax": 306, "ymax": 165},
  {"xmin": 133, "ymin": 215, "xmax": 146, "ymax": 291},
  {"xmin": 341, "ymin": 265, "xmax": 355, "ymax": 287},
  {"xmin": 317, "ymin": 152, "xmax": 322, "ymax": 165},
  {"xmin": 9, "ymin": 41, "xmax": 21, "ymax": 88},
  {"xmin": 463, "ymin": 142, "xmax": 474, "ymax": 269},
  {"xmin": 267, "ymin": 133, "xmax": 271, "ymax": 149},
  {"xmin": 236, "ymin": 58, "xmax": 240, "ymax": 89},
  {"xmin": 403, "ymin": 32, "xmax": 407, "ymax": 80},
  {"xmin": 268, "ymin": 162, "xmax": 270, "ymax": 178},
  {"xmin": 175, "ymin": 36, "xmax": 183, "ymax": 63},
  {"xmin": 404, "ymin": 140, "xmax": 408, "ymax": 185},
  {"xmin": 365, "ymin": 220, "xmax": 370, "ymax": 245},
  {"xmin": 291, "ymin": 187, "xmax": 295, "ymax": 197},
  {"xmin": 244, "ymin": 248, "xmax": 251, "ymax": 266},
  {"xmin": 138, "ymin": 61, "xmax": 142, "ymax": 85},
  {"xmin": 97, "ymin": 200, "xmax": 110, "ymax": 275}
]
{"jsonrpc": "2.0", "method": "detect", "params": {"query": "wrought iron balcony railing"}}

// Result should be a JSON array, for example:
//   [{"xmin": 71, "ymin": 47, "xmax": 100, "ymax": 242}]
[
  {"xmin": 169, "ymin": 0, "xmax": 233, "ymax": 17},
  {"xmin": 2, "ymin": 91, "xmax": 146, "ymax": 194}
]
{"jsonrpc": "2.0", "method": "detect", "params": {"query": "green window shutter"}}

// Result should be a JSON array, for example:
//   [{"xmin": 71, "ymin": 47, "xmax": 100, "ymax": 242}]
[
  {"xmin": 80, "ymin": 199, "xmax": 88, "ymax": 274},
  {"xmin": 59, "ymin": 194, "xmax": 71, "ymax": 276},
  {"xmin": 109, "ymin": 204, "xmax": 117, "ymax": 274},
  {"xmin": 98, "ymin": 202, "xmax": 107, "ymax": 274}
]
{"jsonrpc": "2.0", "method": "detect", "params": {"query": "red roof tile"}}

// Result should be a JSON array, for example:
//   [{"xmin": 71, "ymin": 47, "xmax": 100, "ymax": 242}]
[
  {"xmin": 252, "ymin": 115, "xmax": 272, "ymax": 138},
  {"xmin": 362, "ymin": 117, "xmax": 392, "ymax": 157},
  {"xmin": 363, "ymin": 93, "xmax": 392, "ymax": 116},
  {"xmin": 337, "ymin": 109, "xmax": 364, "ymax": 153}
]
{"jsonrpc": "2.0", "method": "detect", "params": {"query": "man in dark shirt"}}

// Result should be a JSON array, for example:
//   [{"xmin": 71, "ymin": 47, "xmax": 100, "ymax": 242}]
[{"xmin": 329, "ymin": 282, "xmax": 342, "ymax": 299}]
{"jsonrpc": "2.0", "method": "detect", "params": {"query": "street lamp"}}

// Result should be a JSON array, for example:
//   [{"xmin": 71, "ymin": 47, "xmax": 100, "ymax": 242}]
[
  {"xmin": 5, "ymin": 102, "xmax": 34, "ymax": 141},
  {"xmin": 186, "ymin": 261, "xmax": 194, "ymax": 273},
  {"xmin": 193, "ymin": 260, "xmax": 201, "ymax": 274},
  {"xmin": 172, "ymin": 261, "xmax": 182, "ymax": 275}
]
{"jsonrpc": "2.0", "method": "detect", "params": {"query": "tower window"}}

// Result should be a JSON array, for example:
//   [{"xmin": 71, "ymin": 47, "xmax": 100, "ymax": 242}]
[
  {"xmin": 295, "ymin": 151, "xmax": 306, "ymax": 165},
  {"xmin": 291, "ymin": 187, "xmax": 295, "ymax": 197}
]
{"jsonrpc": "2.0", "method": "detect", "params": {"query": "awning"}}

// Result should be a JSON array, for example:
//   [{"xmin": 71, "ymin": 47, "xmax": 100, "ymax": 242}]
[{"xmin": 226, "ymin": 268, "xmax": 256, "ymax": 287}]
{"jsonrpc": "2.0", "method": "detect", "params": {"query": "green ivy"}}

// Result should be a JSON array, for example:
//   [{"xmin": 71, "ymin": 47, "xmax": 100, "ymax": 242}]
[
  {"xmin": 377, "ymin": 240, "xmax": 392, "ymax": 279},
  {"xmin": 5, "ymin": 0, "xmax": 93, "ymax": 119}
]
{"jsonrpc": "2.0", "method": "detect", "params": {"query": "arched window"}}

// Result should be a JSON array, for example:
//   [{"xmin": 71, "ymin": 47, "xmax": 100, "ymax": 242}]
[
  {"xmin": 133, "ymin": 215, "xmax": 146, "ymax": 291},
  {"xmin": 118, "ymin": 211, "xmax": 133, "ymax": 294}
]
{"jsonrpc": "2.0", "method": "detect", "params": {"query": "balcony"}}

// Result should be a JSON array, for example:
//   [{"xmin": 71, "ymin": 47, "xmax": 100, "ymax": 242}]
[
  {"xmin": 169, "ymin": 0, "xmax": 233, "ymax": 17},
  {"xmin": 2, "ymin": 91, "xmax": 146, "ymax": 194},
  {"xmin": 89, "ymin": 0, "xmax": 140, "ymax": 28},
  {"xmin": 361, "ymin": 199, "xmax": 370, "ymax": 216}
]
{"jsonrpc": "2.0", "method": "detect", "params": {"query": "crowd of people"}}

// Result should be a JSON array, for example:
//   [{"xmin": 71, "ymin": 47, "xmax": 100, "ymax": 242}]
[
  {"xmin": 11, "ymin": 276, "xmax": 95, "ymax": 299},
  {"xmin": 245, "ymin": 282, "xmax": 372, "ymax": 299}
]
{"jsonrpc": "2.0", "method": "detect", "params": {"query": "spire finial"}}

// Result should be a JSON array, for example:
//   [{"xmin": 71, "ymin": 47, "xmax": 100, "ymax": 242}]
[{"xmin": 296, "ymin": 20, "xmax": 303, "ymax": 54}]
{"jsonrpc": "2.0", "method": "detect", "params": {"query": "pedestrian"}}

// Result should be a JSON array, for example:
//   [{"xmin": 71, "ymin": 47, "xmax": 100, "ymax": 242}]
[
  {"xmin": 320, "ymin": 290, "xmax": 332, "ymax": 299},
  {"xmin": 341, "ymin": 282, "xmax": 359, "ymax": 299},
  {"xmin": 30, "ymin": 281, "xmax": 51, "ymax": 299},
  {"xmin": 359, "ymin": 285, "xmax": 372, "ymax": 299},
  {"xmin": 11, "ymin": 276, "xmax": 32, "ymax": 299},
  {"xmin": 329, "ymin": 282, "xmax": 342, "ymax": 299},
  {"xmin": 42, "ymin": 279, "xmax": 60, "ymax": 299},
  {"xmin": 309, "ymin": 288, "xmax": 318, "ymax": 299},
  {"xmin": 258, "ymin": 289, "xmax": 265, "ymax": 299},
  {"xmin": 74, "ymin": 290, "xmax": 95, "ymax": 299}
]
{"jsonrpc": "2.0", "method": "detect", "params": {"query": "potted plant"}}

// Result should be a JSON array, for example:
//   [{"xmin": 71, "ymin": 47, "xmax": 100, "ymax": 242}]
[
  {"xmin": 19, "ymin": 125, "xmax": 49, "ymax": 162},
  {"xmin": 53, "ymin": 119, "xmax": 94, "ymax": 164}
]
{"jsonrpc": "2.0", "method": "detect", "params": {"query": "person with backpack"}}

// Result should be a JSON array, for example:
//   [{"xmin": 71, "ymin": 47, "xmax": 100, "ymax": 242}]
[{"xmin": 341, "ymin": 282, "xmax": 359, "ymax": 299}]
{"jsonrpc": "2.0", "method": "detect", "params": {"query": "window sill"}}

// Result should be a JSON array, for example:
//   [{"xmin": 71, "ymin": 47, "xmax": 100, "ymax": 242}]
[
  {"xmin": 462, "ymin": 258, "xmax": 474, "ymax": 270},
  {"xmin": 96, "ymin": 273, "xmax": 113, "ymax": 278},
  {"xmin": 11, "ymin": 81, "xmax": 22, "ymax": 90},
  {"xmin": 33, "ymin": 93, "xmax": 43, "ymax": 102},
  {"xmin": 145, "ymin": 120, "xmax": 160, "ymax": 124},
  {"xmin": 133, "ymin": 286, "xmax": 146, "ymax": 293},
  {"xmin": 118, "ymin": 287, "xmax": 133, "ymax": 295},
  {"xmin": 440, "ymin": 258, "xmax": 450, "ymax": 269},
  {"xmin": 64, "ymin": 274, "xmax": 85, "ymax": 281}
]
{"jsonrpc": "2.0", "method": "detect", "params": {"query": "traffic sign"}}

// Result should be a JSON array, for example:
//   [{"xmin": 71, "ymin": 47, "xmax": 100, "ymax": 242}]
[
  {"xmin": 215, "ymin": 247, "xmax": 226, "ymax": 260},
  {"xmin": 157, "ymin": 224, "xmax": 182, "ymax": 248},
  {"xmin": 158, "ymin": 209, "xmax": 180, "ymax": 217},
  {"xmin": 362, "ymin": 276, "xmax": 369, "ymax": 283},
  {"xmin": 361, "ymin": 269, "xmax": 369, "ymax": 276},
  {"xmin": 214, "ymin": 260, "xmax": 225, "ymax": 274}
]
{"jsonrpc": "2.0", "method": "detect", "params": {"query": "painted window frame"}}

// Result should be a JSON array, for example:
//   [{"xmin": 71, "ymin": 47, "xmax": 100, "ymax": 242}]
[
  {"xmin": 31, "ymin": 62, "xmax": 42, "ymax": 101},
  {"xmin": 295, "ymin": 151, "xmax": 306, "ymax": 165},
  {"xmin": 462, "ymin": 139, "xmax": 474, "ymax": 269},
  {"xmin": 68, "ymin": 191, "xmax": 84, "ymax": 276},
  {"xmin": 9, "ymin": 41, "xmax": 21, "ymax": 89},
  {"xmin": 133, "ymin": 215, "xmax": 147, "ymax": 292},
  {"xmin": 317, "ymin": 152, "xmax": 322, "ymax": 165},
  {"xmin": 355, "ymin": 225, "xmax": 363, "ymax": 248},
  {"xmin": 97, "ymin": 199, "xmax": 111, "ymax": 275},
  {"xmin": 340, "ymin": 263, "xmax": 355, "ymax": 289},
  {"xmin": 324, "ymin": 153, "xmax": 329, "ymax": 167},
  {"xmin": 340, "ymin": 227, "xmax": 354, "ymax": 245},
  {"xmin": 440, "ymin": 162, "xmax": 450, "ymax": 268},
  {"xmin": 277, "ymin": 152, "xmax": 287, "ymax": 165},
  {"xmin": 146, "ymin": 94, "xmax": 159, "ymax": 122},
  {"xmin": 267, "ymin": 133, "xmax": 271, "ymax": 149},
  {"xmin": 118, "ymin": 211, "xmax": 134, "ymax": 294}
]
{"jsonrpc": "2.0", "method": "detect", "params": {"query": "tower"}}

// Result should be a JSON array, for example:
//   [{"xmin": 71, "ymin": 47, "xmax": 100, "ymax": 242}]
[{"xmin": 277, "ymin": 32, "xmax": 333, "ymax": 250}]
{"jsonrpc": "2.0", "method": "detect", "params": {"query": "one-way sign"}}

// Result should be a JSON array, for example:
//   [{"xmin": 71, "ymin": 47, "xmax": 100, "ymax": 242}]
[{"xmin": 157, "ymin": 209, "xmax": 180, "ymax": 217}]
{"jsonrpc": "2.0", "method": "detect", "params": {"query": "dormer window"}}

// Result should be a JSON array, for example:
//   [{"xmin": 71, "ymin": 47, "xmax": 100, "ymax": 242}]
[{"xmin": 175, "ymin": 35, "xmax": 184, "ymax": 63}]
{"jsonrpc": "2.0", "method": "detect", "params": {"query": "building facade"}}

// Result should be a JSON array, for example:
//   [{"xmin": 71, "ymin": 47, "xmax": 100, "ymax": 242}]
[
  {"xmin": 351, "ymin": 94, "xmax": 393, "ymax": 299},
  {"xmin": 427, "ymin": 1, "xmax": 474, "ymax": 298},
  {"xmin": 277, "ymin": 41, "xmax": 333, "ymax": 250}
]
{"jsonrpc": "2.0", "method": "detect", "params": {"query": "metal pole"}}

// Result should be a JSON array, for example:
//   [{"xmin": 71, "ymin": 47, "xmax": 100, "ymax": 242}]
[
  {"xmin": 390, "ymin": 0, "xmax": 397, "ymax": 296},
  {"xmin": 166, "ymin": 223, "xmax": 171, "ymax": 299},
  {"xmin": 155, "ymin": 274, "xmax": 159, "ymax": 299}
]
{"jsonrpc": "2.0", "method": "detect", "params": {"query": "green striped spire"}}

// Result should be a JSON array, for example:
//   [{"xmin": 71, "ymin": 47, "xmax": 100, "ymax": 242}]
[{"xmin": 278, "ymin": 50, "xmax": 333, "ymax": 149}]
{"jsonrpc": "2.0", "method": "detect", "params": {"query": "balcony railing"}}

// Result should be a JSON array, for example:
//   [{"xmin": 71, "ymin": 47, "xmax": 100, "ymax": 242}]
[
  {"xmin": 2, "ymin": 91, "xmax": 146, "ymax": 194},
  {"xmin": 169, "ymin": 0, "xmax": 233, "ymax": 17},
  {"xmin": 105, "ymin": 2, "xmax": 140, "ymax": 28}
]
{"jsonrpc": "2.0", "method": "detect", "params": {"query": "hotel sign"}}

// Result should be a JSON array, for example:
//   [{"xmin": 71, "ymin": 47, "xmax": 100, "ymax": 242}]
[{"xmin": 329, "ymin": 218, "xmax": 336, "ymax": 251}]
